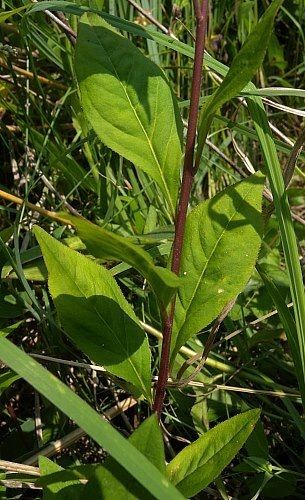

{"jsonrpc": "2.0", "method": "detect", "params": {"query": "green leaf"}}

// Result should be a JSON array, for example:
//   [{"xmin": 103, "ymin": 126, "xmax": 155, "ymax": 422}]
[
  {"xmin": 0, "ymin": 226, "xmax": 14, "ymax": 243},
  {"xmin": 61, "ymin": 214, "xmax": 180, "ymax": 308},
  {"xmin": 128, "ymin": 414, "xmax": 166, "ymax": 474},
  {"xmin": 33, "ymin": 226, "xmax": 151, "ymax": 401},
  {"xmin": 262, "ymin": 472, "xmax": 297, "ymax": 498},
  {"xmin": 82, "ymin": 415, "xmax": 166, "ymax": 499},
  {"xmin": 171, "ymin": 174, "xmax": 264, "ymax": 360},
  {"xmin": 0, "ymin": 5, "xmax": 28, "ymax": 22},
  {"xmin": 196, "ymin": 0, "xmax": 284, "ymax": 162},
  {"xmin": 167, "ymin": 409, "xmax": 260, "ymax": 497},
  {"xmin": 0, "ymin": 336, "xmax": 183, "ymax": 500},
  {"xmin": 39, "ymin": 457, "xmax": 84, "ymax": 499},
  {"xmin": 75, "ymin": 13, "xmax": 183, "ymax": 215},
  {"xmin": 0, "ymin": 321, "xmax": 23, "ymax": 338}
]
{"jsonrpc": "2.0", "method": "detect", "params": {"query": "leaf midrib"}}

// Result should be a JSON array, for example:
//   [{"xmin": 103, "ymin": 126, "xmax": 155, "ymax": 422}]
[
  {"xmin": 176, "ymin": 418, "xmax": 254, "ymax": 491},
  {"xmin": 179, "ymin": 183, "xmax": 254, "ymax": 329}
]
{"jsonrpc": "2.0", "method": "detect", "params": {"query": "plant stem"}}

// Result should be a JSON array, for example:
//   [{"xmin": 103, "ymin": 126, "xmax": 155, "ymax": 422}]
[{"xmin": 153, "ymin": 0, "xmax": 209, "ymax": 418}]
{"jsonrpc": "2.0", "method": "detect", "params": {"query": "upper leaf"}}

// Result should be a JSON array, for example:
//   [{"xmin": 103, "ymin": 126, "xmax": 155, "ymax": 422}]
[
  {"xmin": 34, "ymin": 226, "xmax": 151, "ymax": 401},
  {"xmin": 75, "ymin": 13, "xmax": 183, "ymax": 215},
  {"xmin": 196, "ymin": 0, "xmax": 284, "ymax": 163},
  {"xmin": 60, "ymin": 214, "xmax": 180, "ymax": 308},
  {"xmin": 167, "ymin": 409, "xmax": 260, "ymax": 497},
  {"xmin": 171, "ymin": 173, "xmax": 264, "ymax": 361}
]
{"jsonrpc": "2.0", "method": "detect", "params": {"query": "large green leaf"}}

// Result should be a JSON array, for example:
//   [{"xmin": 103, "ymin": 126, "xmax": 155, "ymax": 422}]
[
  {"xmin": 37, "ymin": 417, "xmax": 165, "ymax": 500},
  {"xmin": 61, "ymin": 214, "xmax": 180, "ymax": 308},
  {"xmin": 82, "ymin": 414, "xmax": 165, "ymax": 499},
  {"xmin": 127, "ymin": 414, "xmax": 166, "ymax": 474},
  {"xmin": 196, "ymin": 0, "xmax": 284, "ymax": 163},
  {"xmin": 171, "ymin": 174, "xmax": 264, "ymax": 361},
  {"xmin": 0, "ymin": 336, "xmax": 183, "ymax": 500},
  {"xmin": 75, "ymin": 13, "xmax": 183, "ymax": 215},
  {"xmin": 34, "ymin": 226, "xmax": 151, "ymax": 401},
  {"xmin": 167, "ymin": 409, "xmax": 260, "ymax": 497}
]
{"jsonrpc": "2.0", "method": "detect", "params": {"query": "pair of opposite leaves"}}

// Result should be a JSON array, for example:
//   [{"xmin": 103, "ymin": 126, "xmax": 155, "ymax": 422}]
[{"xmin": 35, "ymin": 169, "xmax": 264, "ymax": 400}]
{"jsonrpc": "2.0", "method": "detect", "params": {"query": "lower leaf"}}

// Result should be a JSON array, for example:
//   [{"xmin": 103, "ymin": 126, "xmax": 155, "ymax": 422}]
[
  {"xmin": 34, "ymin": 226, "xmax": 152, "ymax": 401},
  {"xmin": 166, "ymin": 408, "xmax": 260, "ymax": 497}
]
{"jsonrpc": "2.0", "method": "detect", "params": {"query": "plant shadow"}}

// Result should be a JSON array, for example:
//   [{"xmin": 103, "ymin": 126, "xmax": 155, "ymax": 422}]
[
  {"xmin": 56, "ymin": 294, "xmax": 146, "ymax": 367},
  {"xmin": 206, "ymin": 174, "xmax": 264, "ymax": 236}
]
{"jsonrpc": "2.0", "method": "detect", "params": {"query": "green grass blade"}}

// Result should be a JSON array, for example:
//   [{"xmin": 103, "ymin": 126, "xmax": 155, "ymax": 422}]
[
  {"xmin": 257, "ymin": 264, "xmax": 301, "ymax": 378},
  {"xmin": 0, "ymin": 336, "xmax": 183, "ymax": 500},
  {"xmin": 247, "ymin": 96, "xmax": 305, "ymax": 404},
  {"xmin": 196, "ymin": 0, "xmax": 283, "ymax": 163}
]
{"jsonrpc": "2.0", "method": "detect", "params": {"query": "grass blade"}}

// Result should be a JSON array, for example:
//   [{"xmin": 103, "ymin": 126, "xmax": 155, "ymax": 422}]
[{"xmin": 0, "ymin": 335, "xmax": 183, "ymax": 500}]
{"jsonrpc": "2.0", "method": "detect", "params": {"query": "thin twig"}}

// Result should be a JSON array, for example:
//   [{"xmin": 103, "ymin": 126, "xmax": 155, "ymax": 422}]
[
  {"xmin": 40, "ymin": 174, "xmax": 80, "ymax": 216},
  {"xmin": 263, "ymin": 127, "xmax": 305, "ymax": 220},
  {"xmin": 31, "ymin": 0, "xmax": 77, "ymax": 44},
  {"xmin": 213, "ymin": 301, "xmax": 294, "ymax": 348},
  {"xmin": 126, "ymin": 0, "xmax": 176, "ymax": 37},
  {"xmin": 0, "ymin": 461, "xmax": 40, "ymax": 476},
  {"xmin": 0, "ymin": 480, "xmax": 41, "ymax": 490},
  {"xmin": 0, "ymin": 188, "xmax": 74, "ymax": 225},
  {"xmin": 30, "ymin": 353, "xmax": 106, "ymax": 372},
  {"xmin": 165, "ymin": 378, "xmax": 300, "ymax": 399},
  {"xmin": 34, "ymin": 392, "xmax": 43, "ymax": 448},
  {"xmin": 283, "ymin": 127, "xmax": 305, "ymax": 188},
  {"xmin": 46, "ymin": 10, "xmax": 77, "ymax": 45},
  {"xmin": 176, "ymin": 298, "xmax": 236, "ymax": 384}
]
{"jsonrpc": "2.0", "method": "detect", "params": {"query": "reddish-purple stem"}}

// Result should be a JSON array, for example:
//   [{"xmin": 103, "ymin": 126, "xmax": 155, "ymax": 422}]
[{"xmin": 153, "ymin": 0, "xmax": 209, "ymax": 418}]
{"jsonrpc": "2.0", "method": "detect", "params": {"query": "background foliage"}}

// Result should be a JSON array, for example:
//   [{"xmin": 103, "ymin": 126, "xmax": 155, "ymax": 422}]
[{"xmin": 0, "ymin": 0, "xmax": 305, "ymax": 498}]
